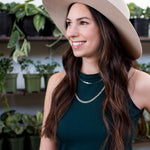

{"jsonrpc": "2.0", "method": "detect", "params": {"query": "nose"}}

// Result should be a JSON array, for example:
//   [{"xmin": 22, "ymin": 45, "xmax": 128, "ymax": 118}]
[{"xmin": 66, "ymin": 24, "xmax": 79, "ymax": 38}]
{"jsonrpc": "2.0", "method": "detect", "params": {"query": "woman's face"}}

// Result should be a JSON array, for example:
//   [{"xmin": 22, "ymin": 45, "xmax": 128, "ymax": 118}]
[{"xmin": 66, "ymin": 3, "xmax": 101, "ymax": 59}]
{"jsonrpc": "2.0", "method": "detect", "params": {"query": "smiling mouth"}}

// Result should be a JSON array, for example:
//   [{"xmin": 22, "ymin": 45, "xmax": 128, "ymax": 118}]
[{"xmin": 71, "ymin": 41, "xmax": 85, "ymax": 49}]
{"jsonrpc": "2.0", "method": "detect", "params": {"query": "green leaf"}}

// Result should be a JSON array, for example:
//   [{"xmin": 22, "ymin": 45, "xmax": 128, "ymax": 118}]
[
  {"xmin": 23, "ymin": 114, "xmax": 36, "ymax": 126},
  {"xmin": 12, "ymin": 50, "xmax": 23, "ymax": 63},
  {"xmin": 7, "ymin": 31, "xmax": 20, "ymax": 48},
  {"xmin": 14, "ymin": 125, "xmax": 24, "ymax": 135},
  {"xmin": 0, "ymin": 3, "xmax": 8, "ymax": 12},
  {"xmin": 16, "ymin": 9, "xmax": 26, "ymax": 21},
  {"xmin": 53, "ymin": 27, "xmax": 62, "ymax": 37},
  {"xmin": 10, "ymin": 3, "xmax": 25, "ymax": 14},
  {"xmin": 8, "ymin": 2, "xmax": 18, "ymax": 12},
  {"xmin": 22, "ymin": 39, "xmax": 31, "ymax": 56},
  {"xmin": 25, "ymin": 4, "xmax": 38, "ymax": 16},
  {"xmin": 145, "ymin": 7, "xmax": 150, "ymax": 18},
  {"xmin": 6, "ymin": 113, "xmax": 22, "ymax": 123},
  {"xmin": 6, "ymin": 122, "xmax": 16, "ymax": 129},
  {"xmin": 15, "ymin": 24, "xmax": 25, "ymax": 37},
  {"xmin": 127, "ymin": 2, "xmax": 144, "ymax": 18},
  {"xmin": 36, "ymin": 111, "xmax": 43, "ymax": 123},
  {"xmin": 15, "ymin": 41, "xmax": 21, "ymax": 51},
  {"xmin": 25, "ymin": 0, "xmax": 34, "ymax": 4},
  {"xmin": 33, "ymin": 14, "xmax": 45, "ymax": 32}
]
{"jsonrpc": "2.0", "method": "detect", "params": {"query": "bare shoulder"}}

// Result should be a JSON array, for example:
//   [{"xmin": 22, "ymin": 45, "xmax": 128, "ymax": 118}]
[
  {"xmin": 49, "ymin": 72, "xmax": 66, "ymax": 83},
  {"xmin": 44, "ymin": 72, "xmax": 66, "ymax": 109},
  {"xmin": 128, "ymin": 67, "xmax": 150, "ymax": 112},
  {"xmin": 132, "ymin": 68, "xmax": 150, "ymax": 90},
  {"xmin": 47, "ymin": 72, "xmax": 66, "ymax": 92}
]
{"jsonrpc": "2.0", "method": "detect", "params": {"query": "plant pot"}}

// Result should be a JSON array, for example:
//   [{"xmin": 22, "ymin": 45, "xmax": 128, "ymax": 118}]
[
  {"xmin": 40, "ymin": 18, "xmax": 55, "ymax": 36},
  {"xmin": 5, "ymin": 74, "xmax": 18, "ymax": 93},
  {"xmin": 130, "ymin": 18, "xmax": 149, "ymax": 37},
  {"xmin": 25, "ymin": 135, "xmax": 40, "ymax": 150},
  {"xmin": 43, "ymin": 73, "xmax": 53, "ymax": 89},
  {"xmin": 19, "ymin": 16, "xmax": 39, "ymax": 36},
  {"xmin": 4, "ymin": 137, "xmax": 24, "ymax": 150},
  {"xmin": 0, "ymin": 138, "xmax": 3, "ymax": 150},
  {"xmin": 23, "ymin": 74, "xmax": 42, "ymax": 93},
  {"xmin": 0, "ymin": 12, "xmax": 14, "ymax": 37}
]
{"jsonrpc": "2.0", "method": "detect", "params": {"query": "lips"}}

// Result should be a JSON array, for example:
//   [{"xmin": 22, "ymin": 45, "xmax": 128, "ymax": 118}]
[{"xmin": 71, "ymin": 41, "xmax": 85, "ymax": 49}]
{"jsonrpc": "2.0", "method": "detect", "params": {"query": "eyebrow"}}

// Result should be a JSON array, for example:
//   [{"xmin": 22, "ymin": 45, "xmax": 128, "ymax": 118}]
[{"xmin": 66, "ymin": 17, "xmax": 91, "ymax": 21}]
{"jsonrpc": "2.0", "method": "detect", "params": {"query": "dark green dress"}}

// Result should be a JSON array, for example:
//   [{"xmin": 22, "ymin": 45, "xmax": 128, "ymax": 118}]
[{"xmin": 57, "ymin": 72, "xmax": 143, "ymax": 150}]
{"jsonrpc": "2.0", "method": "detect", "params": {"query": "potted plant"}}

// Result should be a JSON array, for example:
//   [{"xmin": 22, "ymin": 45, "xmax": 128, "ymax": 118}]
[
  {"xmin": 7, "ymin": 1, "xmax": 31, "ymax": 63},
  {"xmin": 23, "ymin": 111, "xmax": 43, "ymax": 150},
  {"xmin": 128, "ymin": 2, "xmax": 149, "ymax": 37},
  {"xmin": 0, "ymin": 53, "xmax": 18, "ymax": 94},
  {"xmin": 43, "ymin": 62, "xmax": 60, "ymax": 89},
  {"xmin": 10, "ymin": 0, "xmax": 54, "ymax": 36},
  {"xmin": 0, "ymin": 2, "xmax": 15, "ymax": 36},
  {"xmin": 38, "ymin": 5, "xmax": 55, "ymax": 36},
  {"xmin": 2, "ymin": 110, "xmax": 25, "ymax": 150},
  {"xmin": 18, "ymin": 58, "xmax": 42, "ymax": 93},
  {"xmin": 34, "ymin": 59, "xmax": 60, "ymax": 89},
  {"xmin": 7, "ymin": 0, "xmax": 56, "ymax": 63}
]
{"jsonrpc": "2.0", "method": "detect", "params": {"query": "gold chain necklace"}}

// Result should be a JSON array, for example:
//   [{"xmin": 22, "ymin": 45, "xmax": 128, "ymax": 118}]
[
  {"xmin": 79, "ymin": 78, "xmax": 102, "ymax": 84},
  {"xmin": 75, "ymin": 86, "xmax": 105, "ymax": 104}
]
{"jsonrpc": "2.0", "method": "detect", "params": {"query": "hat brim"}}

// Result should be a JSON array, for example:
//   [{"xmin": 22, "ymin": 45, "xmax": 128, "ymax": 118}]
[{"xmin": 43, "ymin": 0, "xmax": 142, "ymax": 59}]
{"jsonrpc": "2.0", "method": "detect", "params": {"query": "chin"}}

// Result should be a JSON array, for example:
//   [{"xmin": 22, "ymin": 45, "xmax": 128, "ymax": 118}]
[{"xmin": 73, "ymin": 52, "xmax": 84, "ymax": 58}]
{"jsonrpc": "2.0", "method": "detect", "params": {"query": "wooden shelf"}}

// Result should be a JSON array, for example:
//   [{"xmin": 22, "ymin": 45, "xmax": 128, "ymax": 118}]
[
  {"xmin": 0, "ymin": 36, "xmax": 150, "ymax": 42},
  {"xmin": 1, "ymin": 89, "xmax": 45, "ymax": 96},
  {"xmin": 140, "ymin": 37, "xmax": 150, "ymax": 42},
  {"xmin": 133, "ymin": 138, "xmax": 150, "ymax": 144},
  {"xmin": 0, "ymin": 36, "xmax": 67, "ymax": 41}
]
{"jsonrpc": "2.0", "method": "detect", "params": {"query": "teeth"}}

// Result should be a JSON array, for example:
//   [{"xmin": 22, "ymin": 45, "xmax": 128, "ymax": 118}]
[{"xmin": 72, "ymin": 42, "xmax": 83, "ymax": 46}]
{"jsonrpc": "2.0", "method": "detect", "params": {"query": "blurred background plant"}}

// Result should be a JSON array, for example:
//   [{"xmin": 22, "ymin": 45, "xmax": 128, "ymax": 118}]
[
  {"xmin": 1, "ymin": 110, "xmax": 25, "ymax": 138},
  {"xmin": 6, "ymin": 0, "xmax": 56, "ymax": 62},
  {"xmin": 127, "ymin": 2, "xmax": 144, "ymax": 18},
  {"xmin": 0, "ymin": 53, "xmax": 14, "ymax": 110},
  {"xmin": 138, "ymin": 62, "xmax": 150, "ymax": 74},
  {"xmin": 23, "ymin": 111, "xmax": 43, "ymax": 136}
]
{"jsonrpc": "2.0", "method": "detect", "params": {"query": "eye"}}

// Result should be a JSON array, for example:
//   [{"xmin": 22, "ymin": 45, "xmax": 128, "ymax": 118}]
[
  {"xmin": 80, "ymin": 21, "xmax": 88, "ymax": 25},
  {"xmin": 66, "ymin": 21, "xmax": 72, "ymax": 26}
]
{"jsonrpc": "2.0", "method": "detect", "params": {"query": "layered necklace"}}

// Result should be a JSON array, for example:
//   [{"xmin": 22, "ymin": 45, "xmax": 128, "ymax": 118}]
[
  {"xmin": 79, "ymin": 78, "xmax": 102, "ymax": 84},
  {"xmin": 75, "ymin": 77, "xmax": 105, "ymax": 104}
]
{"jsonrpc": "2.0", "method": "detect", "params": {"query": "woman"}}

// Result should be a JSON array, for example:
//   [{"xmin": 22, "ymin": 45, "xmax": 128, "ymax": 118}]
[{"xmin": 40, "ymin": 0, "xmax": 150, "ymax": 150}]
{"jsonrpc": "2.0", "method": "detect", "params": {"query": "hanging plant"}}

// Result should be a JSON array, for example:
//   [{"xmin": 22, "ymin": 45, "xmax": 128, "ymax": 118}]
[{"xmin": 7, "ymin": 0, "xmax": 53, "ymax": 62}]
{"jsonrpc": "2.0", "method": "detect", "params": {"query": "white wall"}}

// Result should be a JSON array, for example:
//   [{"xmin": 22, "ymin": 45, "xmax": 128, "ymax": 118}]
[{"xmin": 2, "ymin": 0, "xmax": 150, "ymax": 8}]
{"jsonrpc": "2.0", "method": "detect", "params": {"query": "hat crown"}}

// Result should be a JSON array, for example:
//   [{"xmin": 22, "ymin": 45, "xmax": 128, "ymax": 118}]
[{"xmin": 107, "ymin": 0, "xmax": 130, "ymax": 19}]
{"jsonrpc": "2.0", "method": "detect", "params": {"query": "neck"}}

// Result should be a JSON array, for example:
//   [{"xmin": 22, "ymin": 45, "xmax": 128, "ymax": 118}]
[{"xmin": 81, "ymin": 57, "xmax": 100, "ymax": 74}]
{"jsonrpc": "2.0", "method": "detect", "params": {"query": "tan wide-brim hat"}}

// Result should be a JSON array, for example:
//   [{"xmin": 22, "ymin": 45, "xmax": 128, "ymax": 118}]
[{"xmin": 42, "ymin": 0, "xmax": 142, "ymax": 59}]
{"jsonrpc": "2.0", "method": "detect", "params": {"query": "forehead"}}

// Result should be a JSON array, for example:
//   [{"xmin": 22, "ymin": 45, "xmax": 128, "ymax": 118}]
[{"xmin": 67, "ymin": 3, "xmax": 93, "ymax": 19}]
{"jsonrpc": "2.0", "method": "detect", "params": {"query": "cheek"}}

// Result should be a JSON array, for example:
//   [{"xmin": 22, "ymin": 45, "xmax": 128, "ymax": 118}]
[
  {"xmin": 87, "ymin": 29, "xmax": 100, "ymax": 46},
  {"xmin": 93, "ymin": 28, "xmax": 101, "ymax": 47},
  {"xmin": 86, "ymin": 26, "xmax": 100, "ymax": 39}
]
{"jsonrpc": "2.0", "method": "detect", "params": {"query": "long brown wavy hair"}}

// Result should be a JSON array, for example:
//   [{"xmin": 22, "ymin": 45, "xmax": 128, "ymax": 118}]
[{"xmin": 42, "ymin": 3, "xmax": 138, "ymax": 150}]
